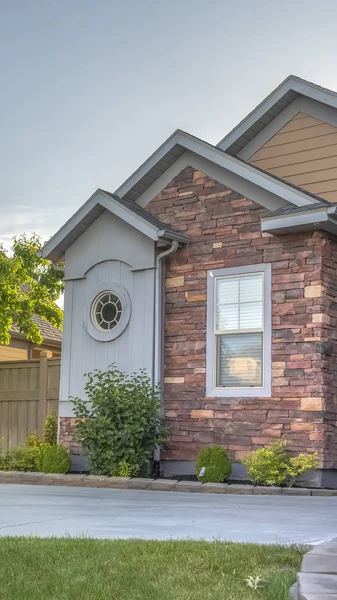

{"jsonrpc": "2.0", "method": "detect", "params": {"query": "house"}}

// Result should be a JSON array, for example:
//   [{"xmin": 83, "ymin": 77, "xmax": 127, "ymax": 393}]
[
  {"xmin": 0, "ymin": 315, "xmax": 62, "ymax": 361},
  {"xmin": 42, "ymin": 75, "xmax": 337, "ymax": 487}
]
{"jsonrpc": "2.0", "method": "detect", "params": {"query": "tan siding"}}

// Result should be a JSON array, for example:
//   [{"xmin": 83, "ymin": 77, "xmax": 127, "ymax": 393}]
[
  {"xmin": 0, "ymin": 346, "xmax": 28, "ymax": 361},
  {"xmin": 249, "ymin": 112, "xmax": 337, "ymax": 202}
]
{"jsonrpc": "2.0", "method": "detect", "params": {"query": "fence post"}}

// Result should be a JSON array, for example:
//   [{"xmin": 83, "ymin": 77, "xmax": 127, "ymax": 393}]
[{"xmin": 38, "ymin": 351, "xmax": 52, "ymax": 432}]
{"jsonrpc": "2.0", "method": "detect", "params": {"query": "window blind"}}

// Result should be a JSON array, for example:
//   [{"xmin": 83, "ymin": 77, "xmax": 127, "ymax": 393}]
[{"xmin": 215, "ymin": 273, "xmax": 264, "ymax": 388}]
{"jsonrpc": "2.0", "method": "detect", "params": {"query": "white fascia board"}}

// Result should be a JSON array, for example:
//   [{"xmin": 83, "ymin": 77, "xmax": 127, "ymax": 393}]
[
  {"xmin": 41, "ymin": 190, "xmax": 160, "ymax": 260},
  {"xmin": 41, "ymin": 190, "xmax": 103, "ymax": 259},
  {"xmin": 115, "ymin": 130, "xmax": 182, "ymax": 199},
  {"xmin": 217, "ymin": 77, "xmax": 294, "ymax": 150},
  {"xmin": 217, "ymin": 75, "xmax": 337, "ymax": 152}
]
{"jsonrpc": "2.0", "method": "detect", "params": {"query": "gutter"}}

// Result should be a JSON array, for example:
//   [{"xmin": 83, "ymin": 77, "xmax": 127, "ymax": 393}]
[
  {"xmin": 261, "ymin": 205, "xmax": 337, "ymax": 236},
  {"xmin": 153, "ymin": 240, "xmax": 179, "ymax": 467}
]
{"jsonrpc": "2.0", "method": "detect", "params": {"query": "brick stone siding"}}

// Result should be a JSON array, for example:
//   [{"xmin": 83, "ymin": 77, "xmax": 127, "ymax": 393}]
[
  {"xmin": 59, "ymin": 417, "xmax": 82, "ymax": 454},
  {"xmin": 145, "ymin": 166, "xmax": 337, "ymax": 469}
]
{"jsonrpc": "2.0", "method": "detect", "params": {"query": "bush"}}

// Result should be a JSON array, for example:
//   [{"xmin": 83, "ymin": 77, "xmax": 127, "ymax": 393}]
[
  {"xmin": 243, "ymin": 441, "xmax": 318, "ymax": 487},
  {"xmin": 43, "ymin": 410, "xmax": 58, "ymax": 445},
  {"xmin": 25, "ymin": 430, "xmax": 42, "ymax": 449},
  {"xmin": 0, "ymin": 445, "xmax": 40, "ymax": 472},
  {"xmin": 71, "ymin": 366, "xmax": 168, "ymax": 477},
  {"xmin": 38, "ymin": 444, "xmax": 71, "ymax": 474},
  {"xmin": 196, "ymin": 445, "xmax": 232, "ymax": 483}
]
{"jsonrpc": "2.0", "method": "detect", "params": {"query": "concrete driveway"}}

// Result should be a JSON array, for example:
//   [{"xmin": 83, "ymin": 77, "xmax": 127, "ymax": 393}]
[{"xmin": 0, "ymin": 484, "xmax": 336, "ymax": 544}]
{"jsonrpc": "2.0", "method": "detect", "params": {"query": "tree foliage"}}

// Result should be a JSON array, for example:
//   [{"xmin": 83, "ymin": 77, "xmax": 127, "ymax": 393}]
[{"xmin": 0, "ymin": 234, "xmax": 64, "ymax": 345}]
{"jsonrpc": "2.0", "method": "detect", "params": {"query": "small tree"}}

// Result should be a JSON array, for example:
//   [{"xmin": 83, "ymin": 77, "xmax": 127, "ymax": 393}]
[
  {"xmin": 71, "ymin": 366, "xmax": 168, "ymax": 476},
  {"xmin": 0, "ymin": 234, "xmax": 64, "ymax": 345}
]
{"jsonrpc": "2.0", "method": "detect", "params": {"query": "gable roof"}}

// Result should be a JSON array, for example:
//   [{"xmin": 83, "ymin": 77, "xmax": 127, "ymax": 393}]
[
  {"xmin": 42, "ymin": 189, "xmax": 188, "ymax": 262},
  {"xmin": 217, "ymin": 75, "xmax": 337, "ymax": 156},
  {"xmin": 114, "ymin": 129, "xmax": 319, "ymax": 209}
]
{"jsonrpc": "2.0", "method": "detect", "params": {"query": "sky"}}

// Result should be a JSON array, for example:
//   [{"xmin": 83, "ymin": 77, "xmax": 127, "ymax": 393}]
[{"xmin": 2, "ymin": 0, "xmax": 337, "ymax": 248}]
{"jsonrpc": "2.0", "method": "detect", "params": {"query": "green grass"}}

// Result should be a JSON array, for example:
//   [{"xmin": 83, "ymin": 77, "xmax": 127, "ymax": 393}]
[{"xmin": 0, "ymin": 538, "xmax": 303, "ymax": 600}]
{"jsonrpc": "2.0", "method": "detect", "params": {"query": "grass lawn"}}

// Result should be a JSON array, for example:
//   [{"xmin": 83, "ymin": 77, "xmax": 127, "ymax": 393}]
[{"xmin": 0, "ymin": 538, "xmax": 303, "ymax": 599}]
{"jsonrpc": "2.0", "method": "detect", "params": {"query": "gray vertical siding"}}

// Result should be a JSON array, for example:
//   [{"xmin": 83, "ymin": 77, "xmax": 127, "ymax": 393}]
[{"xmin": 59, "ymin": 210, "xmax": 156, "ymax": 418}]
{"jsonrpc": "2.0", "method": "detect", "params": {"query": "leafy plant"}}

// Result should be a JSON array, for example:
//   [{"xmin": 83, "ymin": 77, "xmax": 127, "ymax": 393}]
[
  {"xmin": 0, "ymin": 445, "xmax": 40, "ymax": 472},
  {"xmin": 0, "ymin": 234, "xmax": 64, "ymax": 345},
  {"xmin": 243, "ymin": 441, "xmax": 318, "ymax": 487},
  {"xmin": 25, "ymin": 430, "xmax": 42, "ymax": 449},
  {"xmin": 243, "ymin": 441, "xmax": 289, "ymax": 486},
  {"xmin": 117, "ymin": 460, "xmax": 136, "ymax": 478},
  {"xmin": 245, "ymin": 575, "xmax": 264, "ymax": 590},
  {"xmin": 71, "ymin": 366, "xmax": 168, "ymax": 477},
  {"xmin": 43, "ymin": 410, "xmax": 58, "ymax": 445},
  {"xmin": 287, "ymin": 453, "xmax": 318, "ymax": 487},
  {"xmin": 38, "ymin": 444, "xmax": 71, "ymax": 474},
  {"xmin": 196, "ymin": 445, "xmax": 232, "ymax": 483}
]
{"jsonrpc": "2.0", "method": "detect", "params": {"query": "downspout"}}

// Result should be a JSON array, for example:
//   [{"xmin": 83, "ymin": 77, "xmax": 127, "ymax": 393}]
[{"xmin": 153, "ymin": 240, "xmax": 179, "ymax": 469}]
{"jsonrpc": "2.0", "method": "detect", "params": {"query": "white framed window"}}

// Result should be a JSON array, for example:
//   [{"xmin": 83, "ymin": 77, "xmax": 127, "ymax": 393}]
[{"xmin": 206, "ymin": 263, "xmax": 271, "ymax": 398}]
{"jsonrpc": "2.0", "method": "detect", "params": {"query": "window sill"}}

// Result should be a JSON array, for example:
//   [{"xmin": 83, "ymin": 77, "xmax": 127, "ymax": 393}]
[{"xmin": 206, "ymin": 385, "xmax": 271, "ymax": 398}]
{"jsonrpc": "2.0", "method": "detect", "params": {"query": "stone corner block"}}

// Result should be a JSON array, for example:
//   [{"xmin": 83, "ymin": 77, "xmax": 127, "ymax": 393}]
[
  {"xmin": 253, "ymin": 486, "xmax": 282, "ymax": 495},
  {"xmin": 149, "ymin": 479, "xmax": 178, "ymax": 491},
  {"xmin": 302, "ymin": 553, "xmax": 337, "ymax": 575},
  {"xmin": 298, "ymin": 572, "xmax": 337, "ymax": 596},
  {"xmin": 227, "ymin": 484, "xmax": 254, "ymax": 495}
]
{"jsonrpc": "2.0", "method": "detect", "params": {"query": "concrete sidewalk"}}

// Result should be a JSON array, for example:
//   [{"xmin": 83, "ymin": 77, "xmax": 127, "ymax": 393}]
[{"xmin": 0, "ymin": 483, "xmax": 337, "ymax": 544}]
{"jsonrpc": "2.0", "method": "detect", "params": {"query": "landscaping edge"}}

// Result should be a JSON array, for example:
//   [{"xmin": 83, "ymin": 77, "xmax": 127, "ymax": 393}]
[
  {"xmin": 290, "ymin": 537, "xmax": 337, "ymax": 599},
  {"xmin": 0, "ymin": 471, "xmax": 337, "ymax": 495}
]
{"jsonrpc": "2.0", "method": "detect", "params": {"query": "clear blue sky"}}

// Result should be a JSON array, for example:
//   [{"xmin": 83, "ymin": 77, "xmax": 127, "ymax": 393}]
[{"xmin": 2, "ymin": 0, "xmax": 337, "ymax": 246}]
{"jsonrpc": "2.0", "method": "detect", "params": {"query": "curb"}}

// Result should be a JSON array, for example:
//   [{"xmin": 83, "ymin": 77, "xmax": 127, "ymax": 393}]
[
  {"xmin": 291, "ymin": 537, "xmax": 337, "ymax": 599},
  {"xmin": 1, "ymin": 471, "xmax": 337, "ymax": 495}
]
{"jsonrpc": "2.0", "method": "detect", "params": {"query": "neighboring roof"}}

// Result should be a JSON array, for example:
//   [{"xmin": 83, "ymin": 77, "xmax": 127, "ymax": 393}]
[
  {"xmin": 10, "ymin": 283, "xmax": 62, "ymax": 345},
  {"xmin": 217, "ymin": 75, "xmax": 337, "ymax": 156},
  {"xmin": 42, "ymin": 189, "xmax": 188, "ymax": 262},
  {"xmin": 114, "ymin": 129, "xmax": 318, "ymax": 209},
  {"xmin": 11, "ymin": 315, "xmax": 62, "ymax": 345}
]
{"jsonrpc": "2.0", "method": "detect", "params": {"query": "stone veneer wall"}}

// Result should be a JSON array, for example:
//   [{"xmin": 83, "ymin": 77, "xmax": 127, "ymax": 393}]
[
  {"xmin": 59, "ymin": 166, "xmax": 337, "ymax": 475},
  {"xmin": 145, "ymin": 166, "xmax": 337, "ymax": 470}
]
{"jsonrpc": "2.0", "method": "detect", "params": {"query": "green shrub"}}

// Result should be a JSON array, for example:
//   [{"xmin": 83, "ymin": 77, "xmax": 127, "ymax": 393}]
[
  {"xmin": 0, "ymin": 445, "xmax": 40, "ymax": 472},
  {"xmin": 43, "ymin": 410, "xmax": 58, "ymax": 445},
  {"xmin": 117, "ymin": 460, "xmax": 136, "ymax": 478},
  {"xmin": 287, "ymin": 452, "xmax": 319, "ymax": 487},
  {"xmin": 243, "ymin": 441, "xmax": 318, "ymax": 487},
  {"xmin": 25, "ymin": 430, "xmax": 42, "ymax": 449},
  {"xmin": 38, "ymin": 444, "xmax": 71, "ymax": 474},
  {"xmin": 71, "ymin": 366, "xmax": 168, "ymax": 477},
  {"xmin": 196, "ymin": 445, "xmax": 232, "ymax": 483}
]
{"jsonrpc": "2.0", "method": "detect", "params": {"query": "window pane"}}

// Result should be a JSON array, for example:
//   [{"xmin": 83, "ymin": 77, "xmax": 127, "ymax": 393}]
[
  {"xmin": 216, "ymin": 277, "xmax": 239, "ymax": 305},
  {"xmin": 216, "ymin": 304, "xmax": 238, "ymax": 330},
  {"xmin": 240, "ymin": 274, "xmax": 263, "ymax": 303},
  {"xmin": 240, "ymin": 302, "xmax": 263, "ymax": 329},
  {"xmin": 217, "ymin": 333, "xmax": 263, "ymax": 387}
]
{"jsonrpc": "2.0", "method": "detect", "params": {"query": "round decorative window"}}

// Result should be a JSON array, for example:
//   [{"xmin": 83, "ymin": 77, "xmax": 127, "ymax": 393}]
[{"xmin": 91, "ymin": 291, "xmax": 123, "ymax": 331}]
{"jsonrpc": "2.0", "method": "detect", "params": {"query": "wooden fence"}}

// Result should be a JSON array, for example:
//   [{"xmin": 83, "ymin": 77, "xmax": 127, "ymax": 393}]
[{"xmin": 0, "ymin": 352, "xmax": 60, "ymax": 449}]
